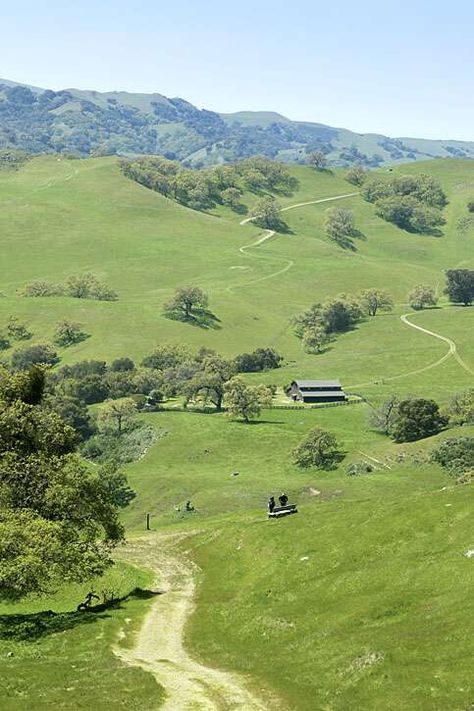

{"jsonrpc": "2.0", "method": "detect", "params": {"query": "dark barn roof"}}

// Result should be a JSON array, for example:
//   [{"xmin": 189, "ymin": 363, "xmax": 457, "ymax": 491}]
[
  {"xmin": 293, "ymin": 379, "xmax": 342, "ymax": 389},
  {"xmin": 300, "ymin": 390, "xmax": 346, "ymax": 398}
]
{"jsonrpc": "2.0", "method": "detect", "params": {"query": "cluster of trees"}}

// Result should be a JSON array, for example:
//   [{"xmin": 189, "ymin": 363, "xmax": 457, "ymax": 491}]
[
  {"xmin": 406, "ymin": 271, "xmax": 474, "ymax": 310},
  {"xmin": 121, "ymin": 155, "xmax": 298, "ymax": 212},
  {"xmin": 0, "ymin": 365, "xmax": 134, "ymax": 599},
  {"xmin": 361, "ymin": 173, "xmax": 447, "ymax": 233},
  {"xmin": 370, "ymin": 395, "xmax": 447, "ymax": 442},
  {"xmin": 19, "ymin": 273, "xmax": 117, "ymax": 301},
  {"xmin": 24, "ymin": 344, "xmax": 283, "ymax": 448},
  {"xmin": 294, "ymin": 289, "xmax": 393, "ymax": 353},
  {"xmin": 140, "ymin": 343, "xmax": 282, "ymax": 412}
]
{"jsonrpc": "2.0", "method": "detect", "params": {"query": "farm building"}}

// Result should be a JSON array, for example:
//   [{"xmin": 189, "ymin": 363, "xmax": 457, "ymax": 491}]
[{"xmin": 289, "ymin": 379, "xmax": 347, "ymax": 404}]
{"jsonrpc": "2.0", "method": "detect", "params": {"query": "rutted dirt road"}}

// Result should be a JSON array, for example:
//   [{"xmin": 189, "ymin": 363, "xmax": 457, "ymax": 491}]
[{"xmin": 115, "ymin": 534, "xmax": 273, "ymax": 710}]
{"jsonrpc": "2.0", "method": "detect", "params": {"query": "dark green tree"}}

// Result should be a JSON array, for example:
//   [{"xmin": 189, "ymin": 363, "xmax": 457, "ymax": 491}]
[
  {"xmin": 293, "ymin": 427, "xmax": 343, "ymax": 468},
  {"xmin": 0, "ymin": 366, "xmax": 132, "ymax": 599},
  {"xmin": 390, "ymin": 398, "xmax": 447, "ymax": 442},
  {"xmin": 444, "ymin": 269, "xmax": 474, "ymax": 306}
]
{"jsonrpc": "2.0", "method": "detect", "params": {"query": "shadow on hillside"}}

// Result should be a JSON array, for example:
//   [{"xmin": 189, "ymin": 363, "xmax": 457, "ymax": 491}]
[
  {"xmin": 332, "ymin": 228, "xmax": 366, "ymax": 251},
  {"xmin": 164, "ymin": 308, "xmax": 222, "ymax": 330},
  {"xmin": 0, "ymin": 587, "xmax": 160, "ymax": 642},
  {"xmin": 251, "ymin": 216, "xmax": 293, "ymax": 234}
]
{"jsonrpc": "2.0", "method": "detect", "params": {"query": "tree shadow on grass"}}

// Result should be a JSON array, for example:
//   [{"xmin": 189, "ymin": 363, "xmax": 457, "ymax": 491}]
[
  {"xmin": 164, "ymin": 308, "xmax": 222, "ymax": 330},
  {"xmin": 0, "ymin": 587, "xmax": 160, "ymax": 642},
  {"xmin": 331, "ymin": 229, "xmax": 366, "ymax": 251}
]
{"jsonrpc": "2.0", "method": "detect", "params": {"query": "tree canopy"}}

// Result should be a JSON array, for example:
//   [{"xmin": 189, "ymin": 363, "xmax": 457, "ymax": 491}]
[
  {"xmin": 0, "ymin": 366, "xmax": 133, "ymax": 599},
  {"xmin": 444, "ymin": 269, "xmax": 474, "ymax": 306}
]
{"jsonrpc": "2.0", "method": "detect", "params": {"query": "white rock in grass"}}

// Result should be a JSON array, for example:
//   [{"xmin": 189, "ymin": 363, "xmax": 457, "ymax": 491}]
[{"xmin": 464, "ymin": 550, "xmax": 474, "ymax": 558}]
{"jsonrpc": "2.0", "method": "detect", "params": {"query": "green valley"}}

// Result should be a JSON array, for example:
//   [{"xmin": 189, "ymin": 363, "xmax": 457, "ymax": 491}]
[{"xmin": 2, "ymin": 153, "xmax": 474, "ymax": 709}]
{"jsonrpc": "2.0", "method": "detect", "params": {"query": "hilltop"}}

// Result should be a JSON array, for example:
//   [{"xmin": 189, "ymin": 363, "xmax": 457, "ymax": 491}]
[{"xmin": 2, "ymin": 77, "xmax": 474, "ymax": 167}]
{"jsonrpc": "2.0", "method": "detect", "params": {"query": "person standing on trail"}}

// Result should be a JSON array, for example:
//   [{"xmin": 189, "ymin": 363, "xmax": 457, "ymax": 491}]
[{"xmin": 268, "ymin": 496, "xmax": 275, "ymax": 514}]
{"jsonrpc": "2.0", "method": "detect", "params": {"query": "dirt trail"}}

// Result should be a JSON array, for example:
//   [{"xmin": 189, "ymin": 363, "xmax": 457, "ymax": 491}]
[
  {"xmin": 348, "ymin": 312, "xmax": 474, "ymax": 389},
  {"xmin": 227, "ymin": 192, "xmax": 358, "ymax": 292},
  {"xmin": 114, "ymin": 534, "xmax": 272, "ymax": 710}
]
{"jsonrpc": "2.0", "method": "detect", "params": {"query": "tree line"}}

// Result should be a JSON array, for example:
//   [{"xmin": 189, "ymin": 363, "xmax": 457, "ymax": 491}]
[{"xmin": 121, "ymin": 155, "xmax": 298, "ymax": 212}]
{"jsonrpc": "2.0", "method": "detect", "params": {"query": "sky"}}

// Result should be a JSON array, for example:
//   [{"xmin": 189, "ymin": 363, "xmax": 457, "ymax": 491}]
[{"xmin": 2, "ymin": 0, "xmax": 474, "ymax": 140}]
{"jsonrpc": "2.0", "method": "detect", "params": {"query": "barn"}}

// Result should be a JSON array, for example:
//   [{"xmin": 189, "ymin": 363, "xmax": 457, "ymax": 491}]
[{"xmin": 289, "ymin": 379, "xmax": 347, "ymax": 404}]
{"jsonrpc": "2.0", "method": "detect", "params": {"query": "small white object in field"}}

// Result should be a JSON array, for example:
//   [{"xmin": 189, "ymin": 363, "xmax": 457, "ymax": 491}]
[
  {"xmin": 300, "ymin": 556, "xmax": 309, "ymax": 561},
  {"xmin": 445, "ymin": 504, "xmax": 452, "ymax": 507},
  {"xmin": 464, "ymin": 550, "xmax": 474, "ymax": 558}
]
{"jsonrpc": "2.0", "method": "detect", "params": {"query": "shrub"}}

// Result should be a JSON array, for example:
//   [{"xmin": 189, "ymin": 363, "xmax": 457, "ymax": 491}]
[
  {"xmin": 7, "ymin": 317, "xmax": 32, "ymax": 341},
  {"xmin": 346, "ymin": 461, "xmax": 374, "ymax": 476},
  {"xmin": 234, "ymin": 348, "xmax": 282, "ymax": 372},
  {"xmin": 11, "ymin": 344, "xmax": 59, "ymax": 370},
  {"xmin": 64, "ymin": 273, "xmax": 118, "ymax": 301},
  {"xmin": 53, "ymin": 320, "xmax": 88, "ymax": 347},
  {"xmin": 431, "ymin": 437, "xmax": 474, "ymax": 475},
  {"xmin": 111, "ymin": 357, "xmax": 135, "ymax": 372},
  {"xmin": 293, "ymin": 427, "xmax": 344, "ymax": 469},
  {"xmin": 19, "ymin": 281, "xmax": 64, "ymax": 297},
  {"xmin": 0, "ymin": 333, "xmax": 10, "ymax": 351}
]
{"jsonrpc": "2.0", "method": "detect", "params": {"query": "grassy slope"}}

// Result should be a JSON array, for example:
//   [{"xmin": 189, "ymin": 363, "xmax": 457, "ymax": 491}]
[
  {"xmin": 0, "ymin": 562, "xmax": 163, "ymax": 710},
  {"xmin": 2, "ymin": 156, "xmax": 474, "ymax": 708}
]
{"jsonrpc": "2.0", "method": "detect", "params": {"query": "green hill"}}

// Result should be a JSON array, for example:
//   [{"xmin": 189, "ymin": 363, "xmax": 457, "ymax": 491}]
[
  {"xmin": 2, "ymin": 77, "xmax": 474, "ymax": 167},
  {"xmin": 2, "ymin": 155, "xmax": 474, "ymax": 708}
]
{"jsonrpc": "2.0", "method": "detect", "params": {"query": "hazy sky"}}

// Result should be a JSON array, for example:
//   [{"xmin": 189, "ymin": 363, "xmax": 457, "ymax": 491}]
[{"xmin": 3, "ymin": 0, "xmax": 473, "ymax": 139}]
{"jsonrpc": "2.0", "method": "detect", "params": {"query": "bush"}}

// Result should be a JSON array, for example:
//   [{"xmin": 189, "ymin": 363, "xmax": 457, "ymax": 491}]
[
  {"xmin": 11, "ymin": 344, "xmax": 59, "ymax": 370},
  {"xmin": 234, "ymin": 348, "xmax": 282, "ymax": 372},
  {"xmin": 19, "ymin": 281, "xmax": 64, "ymax": 297},
  {"xmin": 467, "ymin": 201, "xmax": 474, "ymax": 213},
  {"xmin": 53, "ymin": 320, "xmax": 88, "ymax": 347},
  {"xmin": 82, "ymin": 423, "xmax": 159, "ymax": 464},
  {"xmin": 7, "ymin": 317, "xmax": 32, "ymax": 341},
  {"xmin": 0, "ymin": 333, "xmax": 10, "ymax": 351},
  {"xmin": 64, "ymin": 273, "xmax": 117, "ymax": 301},
  {"xmin": 431, "ymin": 437, "xmax": 474, "ymax": 475},
  {"xmin": 111, "ymin": 357, "xmax": 135, "ymax": 372},
  {"xmin": 346, "ymin": 460, "xmax": 374, "ymax": 476}
]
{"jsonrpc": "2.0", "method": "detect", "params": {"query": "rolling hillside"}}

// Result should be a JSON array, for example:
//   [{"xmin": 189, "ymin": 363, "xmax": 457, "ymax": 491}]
[
  {"xmin": 2, "ymin": 155, "xmax": 474, "ymax": 709},
  {"xmin": 2, "ymin": 77, "xmax": 474, "ymax": 167}
]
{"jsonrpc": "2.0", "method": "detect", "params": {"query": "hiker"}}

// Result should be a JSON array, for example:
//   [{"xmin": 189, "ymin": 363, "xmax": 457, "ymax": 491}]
[
  {"xmin": 268, "ymin": 496, "xmax": 275, "ymax": 514},
  {"xmin": 279, "ymin": 492, "xmax": 288, "ymax": 507},
  {"xmin": 185, "ymin": 500, "xmax": 194, "ymax": 512}
]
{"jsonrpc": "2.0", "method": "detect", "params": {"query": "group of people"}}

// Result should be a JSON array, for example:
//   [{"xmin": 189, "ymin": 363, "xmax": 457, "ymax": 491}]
[{"xmin": 268, "ymin": 492, "xmax": 288, "ymax": 513}]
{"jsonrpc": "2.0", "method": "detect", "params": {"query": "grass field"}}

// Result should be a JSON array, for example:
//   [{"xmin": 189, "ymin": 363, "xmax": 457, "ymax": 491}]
[
  {"xmin": 2, "ymin": 155, "xmax": 474, "ymax": 708},
  {"xmin": 0, "ymin": 562, "xmax": 163, "ymax": 710}
]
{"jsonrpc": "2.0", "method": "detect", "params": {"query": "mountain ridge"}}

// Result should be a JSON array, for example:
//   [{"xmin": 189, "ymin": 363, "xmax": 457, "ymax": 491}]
[{"xmin": 1, "ymin": 76, "xmax": 474, "ymax": 167}]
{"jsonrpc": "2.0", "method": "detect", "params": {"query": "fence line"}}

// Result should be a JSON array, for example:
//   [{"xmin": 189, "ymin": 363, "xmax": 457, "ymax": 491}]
[{"xmin": 153, "ymin": 397, "xmax": 364, "ymax": 415}]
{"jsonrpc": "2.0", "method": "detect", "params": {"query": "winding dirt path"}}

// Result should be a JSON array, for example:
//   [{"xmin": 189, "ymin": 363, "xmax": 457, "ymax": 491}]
[
  {"xmin": 114, "ymin": 534, "xmax": 272, "ymax": 710},
  {"xmin": 227, "ymin": 192, "xmax": 358, "ymax": 292},
  {"xmin": 348, "ymin": 311, "xmax": 474, "ymax": 389}
]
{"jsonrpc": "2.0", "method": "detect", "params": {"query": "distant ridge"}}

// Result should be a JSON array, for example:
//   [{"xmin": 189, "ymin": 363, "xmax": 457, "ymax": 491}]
[{"xmin": 1, "ymin": 77, "xmax": 473, "ymax": 167}]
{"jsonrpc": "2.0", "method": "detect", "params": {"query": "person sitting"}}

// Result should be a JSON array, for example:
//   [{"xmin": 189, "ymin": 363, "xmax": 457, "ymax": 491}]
[
  {"xmin": 268, "ymin": 496, "xmax": 275, "ymax": 514},
  {"xmin": 279, "ymin": 492, "xmax": 288, "ymax": 507},
  {"xmin": 185, "ymin": 500, "xmax": 195, "ymax": 512}
]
